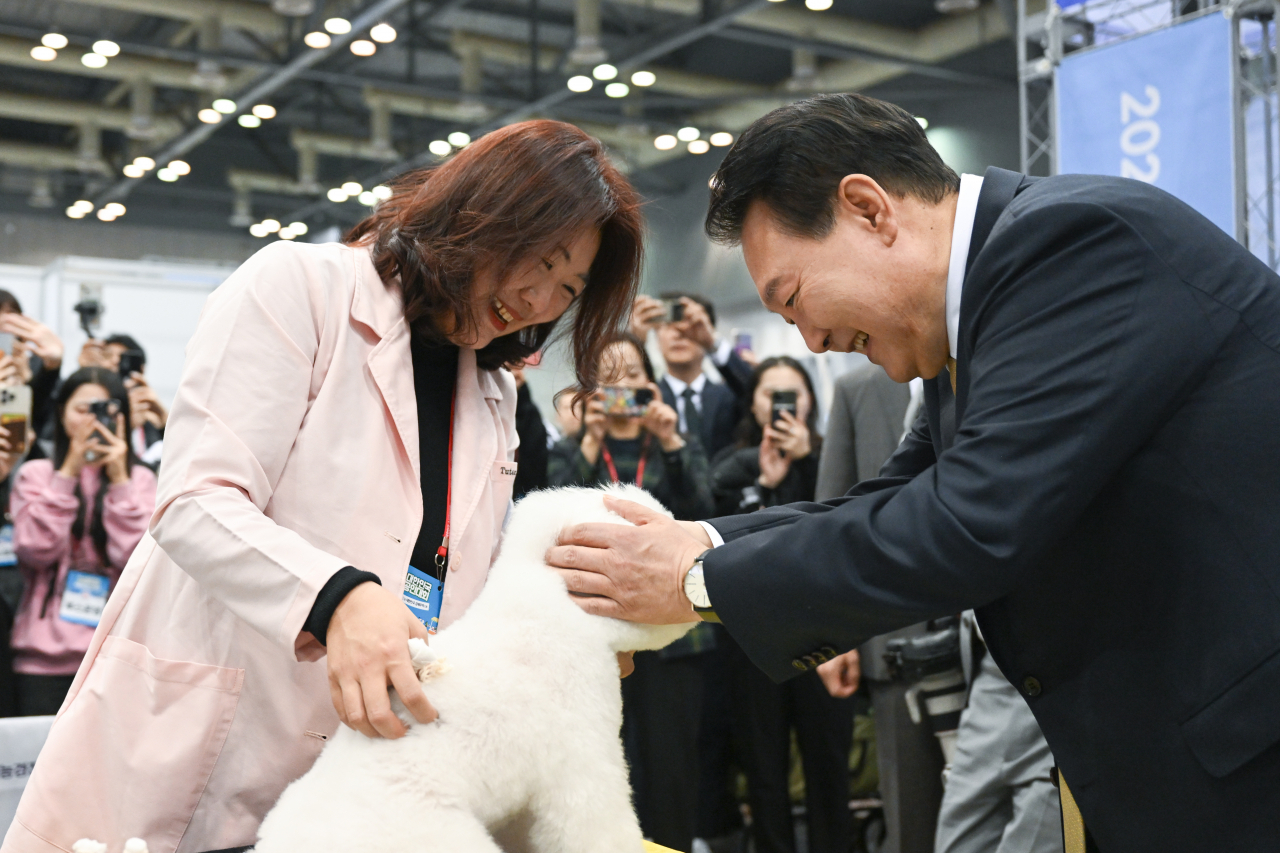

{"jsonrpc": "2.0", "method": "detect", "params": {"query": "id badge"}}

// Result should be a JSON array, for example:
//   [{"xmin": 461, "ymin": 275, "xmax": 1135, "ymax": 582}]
[
  {"xmin": 59, "ymin": 570, "xmax": 110, "ymax": 628},
  {"xmin": 0, "ymin": 523, "xmax": 15, "ymax": 568},
  {"xmin": 402, "ymin": 565, "xmax": 443, "ymax": 635}
]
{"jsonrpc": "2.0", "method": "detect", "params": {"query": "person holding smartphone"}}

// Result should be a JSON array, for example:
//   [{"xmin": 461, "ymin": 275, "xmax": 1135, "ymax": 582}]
[
  {"xmin": 8, "ymin": 368, "xmax": 156, "ymax": 716},
  {"xmin": 4, "ymin": 121, "xmax": 643, "ymax": 853}
]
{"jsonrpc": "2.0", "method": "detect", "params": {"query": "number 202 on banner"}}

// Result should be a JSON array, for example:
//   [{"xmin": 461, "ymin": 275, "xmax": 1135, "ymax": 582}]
[{"xmin": 1121, "ymin": 85, "xmax": 1161, "ymax": 183}]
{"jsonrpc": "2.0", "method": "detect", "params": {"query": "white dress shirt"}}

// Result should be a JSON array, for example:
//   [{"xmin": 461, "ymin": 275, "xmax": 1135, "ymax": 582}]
[
  {"xmin": 697, "ymin": 174, "xmax": 986, "ymax": 558},
  {"xmin": 663, "ymin": 371, "xmax": 709, "ymax": 435}
]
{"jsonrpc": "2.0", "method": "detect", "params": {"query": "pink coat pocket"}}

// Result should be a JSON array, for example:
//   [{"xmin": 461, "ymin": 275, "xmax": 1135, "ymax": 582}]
[{"xmin": 10, "ymin": 637, "xmax": 243, "ymax": 853}]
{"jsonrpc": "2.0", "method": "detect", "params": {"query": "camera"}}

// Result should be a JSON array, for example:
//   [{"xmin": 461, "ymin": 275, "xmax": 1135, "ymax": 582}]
[
  {"xmin": 601, "ymin": 386, "xmax": 654, "ymax": 417},
  {"xmin": 118, "ymin": 349, "xmax": 145, "ymax": 379},
  {"xmin": 884, "ymin": 616, "xmax": 967, "ymax": 772},
  {"xmin": 74, "ymin": 298, "xmax": 103, "ymax": 339},
  {"xmin": 659, "ymin": 298, "xmax": 685, "ymax": 324},
  {"xmin": 89, "ymin": 399, "xmax": 120, "ymax": 431}
]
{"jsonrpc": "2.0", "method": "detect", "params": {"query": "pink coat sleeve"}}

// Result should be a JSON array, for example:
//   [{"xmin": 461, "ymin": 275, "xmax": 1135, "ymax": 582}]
[
  {"xmin": 102, "ymin": 466, "xmax": 158, "ymax": 569},
  {"xmin": 11, "ymin": 461, "xmax": 79, "ymax": 572}
]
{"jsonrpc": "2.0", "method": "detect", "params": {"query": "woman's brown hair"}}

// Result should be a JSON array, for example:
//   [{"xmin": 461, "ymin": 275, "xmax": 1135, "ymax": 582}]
[{"xmin": 344, "ymin": 120, "xmax": 643, "ymax": 389}]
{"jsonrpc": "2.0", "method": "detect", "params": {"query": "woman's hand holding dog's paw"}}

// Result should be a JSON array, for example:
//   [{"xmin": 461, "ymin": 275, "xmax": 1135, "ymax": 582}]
[{"xmin": 326, "ymin": 582, "xmax": 438, "ymax": 738}]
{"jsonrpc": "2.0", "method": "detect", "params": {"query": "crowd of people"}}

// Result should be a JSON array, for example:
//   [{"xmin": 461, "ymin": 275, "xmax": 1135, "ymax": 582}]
[{"xmin": 0, "ymin": 290, "xmax": 164, "ymax": 717}]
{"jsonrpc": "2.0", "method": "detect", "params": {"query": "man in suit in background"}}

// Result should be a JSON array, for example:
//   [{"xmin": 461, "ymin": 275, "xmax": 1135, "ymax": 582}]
[
  {"xmin": 816, "ymin": 361, "xmax": 944, "ymax": 853},
  {"xmin": 550, "ymin": 92, "xmax": 1280, "ymax": 851}
]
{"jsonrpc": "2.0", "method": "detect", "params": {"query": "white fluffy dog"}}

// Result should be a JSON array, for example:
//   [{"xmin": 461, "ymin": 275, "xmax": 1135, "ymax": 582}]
[{"xmin": 255, "ymin": 485, "xmax": 698, "ymax": 853}]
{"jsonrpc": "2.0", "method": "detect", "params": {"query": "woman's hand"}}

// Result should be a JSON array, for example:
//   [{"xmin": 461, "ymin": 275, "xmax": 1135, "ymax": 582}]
[
  {"xmin": 98, "ymin": 414, "xmax": 131, "ymax": 485},
  {"xmin": 59, "ymin": 416, "xmax": 106, "ymax": 479},
  {"xmin": 125, "ymin": 372, "xmax": 168, "ymax": 429},
  {"xmin": 769, "ymin": 410, "xmax": 812, "ymax": 460},
  {"xmin": 0, "ymin": 353, "xmax": 20, "ymax": 388},
  {"xmin": 325, "ymin": 582, "xmax": 438, "ymax": 738},
  {"xmin": 642, "ymin": 385, "xmax": 684, "ymax": 452},
  {"xmin": 579, "ymin": 393, "xmax": 608, "ymax": 464},
  {"xmin": 0, "ymin": 314, "xmax": 63, "ymax": 371},
  {"xmin": 757, "ymin": 434, "xmax": 790, "ymax": 489},
  {"xmin": 817, "ymin": 649, "xmax": 861, "ymax": 698},
  {"xmin": 0, "ymin": 430, "xmax": 19, "ymax": 482}
]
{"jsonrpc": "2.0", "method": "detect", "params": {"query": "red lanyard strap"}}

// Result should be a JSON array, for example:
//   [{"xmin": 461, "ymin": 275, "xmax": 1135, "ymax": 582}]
[
  {"xmin": 599, "ymin": 433, "xmax": 651, "ymax": 487},
  {"xmin": 434, "ymin": 391, "xmax": 456, "ymax": 578}
]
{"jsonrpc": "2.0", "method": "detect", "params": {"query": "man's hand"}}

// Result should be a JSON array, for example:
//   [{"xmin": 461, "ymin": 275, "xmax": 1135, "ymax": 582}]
[
  {"xmin": 125, "ymin": 372, "xmax": 168, "ymax": 429},
  {"xmin": 675, "ymin": 298, "xmax": 717, "ymax": 352},
  {"xmin": 548, "ymin": 496, "xmax": 712, "ymax": 624},
  {"xmin": 628, "ymin": 295, "xmax": 666, "ymax": 340},
  {"xmin": 325, "ymin": 583, "xmax": 438, "ymax": 738},
  {"xmin": 817, "ymin": 649, "xmax": 861, "ymax": 698}
]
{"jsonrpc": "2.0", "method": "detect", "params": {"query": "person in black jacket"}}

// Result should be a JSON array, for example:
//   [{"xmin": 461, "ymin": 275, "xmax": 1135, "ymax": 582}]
[
  {"xmin": 508, "ymin": 361, "xmax": 548, "ymax": 500},
  {"xmin": 710, "ymin": 356, "xmax": 856, "ymax": 853}
]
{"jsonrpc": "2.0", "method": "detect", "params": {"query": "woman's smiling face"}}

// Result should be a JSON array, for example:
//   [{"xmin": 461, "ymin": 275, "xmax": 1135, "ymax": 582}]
[{"xmin": 442, "ymin": 227, "xmax": 601, "ymax": 350}]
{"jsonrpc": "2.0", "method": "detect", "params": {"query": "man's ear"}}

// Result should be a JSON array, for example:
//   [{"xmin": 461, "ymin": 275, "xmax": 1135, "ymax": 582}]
[{"xmin": 836, "ymin": 174, "xmax": 898, "ymax": 246}]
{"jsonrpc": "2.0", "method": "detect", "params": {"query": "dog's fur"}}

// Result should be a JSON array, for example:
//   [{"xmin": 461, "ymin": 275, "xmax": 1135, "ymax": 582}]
[{"xmin": 254, "ymin": 485, "xmax": 698, "ymax": 853}]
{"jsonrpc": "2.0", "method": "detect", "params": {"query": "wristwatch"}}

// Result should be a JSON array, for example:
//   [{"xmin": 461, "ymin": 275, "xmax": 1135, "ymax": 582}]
[{"xmin": 683, "ymin": 549, "xmax": 713, "ymax": 610}]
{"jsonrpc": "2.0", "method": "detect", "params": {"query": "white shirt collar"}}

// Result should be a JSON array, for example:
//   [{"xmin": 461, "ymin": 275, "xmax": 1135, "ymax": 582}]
[
  {"xmin": 946, "ymin": 173, "xmax": 984, "ymax": 360},
  {"xmin": 663, "ymin": 372, "xmax": 706, "ymax": 397}
]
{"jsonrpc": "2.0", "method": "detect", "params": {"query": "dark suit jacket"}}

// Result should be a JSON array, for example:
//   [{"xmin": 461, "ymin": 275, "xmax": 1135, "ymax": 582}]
[
  {"xmin": 659, "ymin": 373, "xmax": 742, "ymax": 461},
  {"xmin": 704, "ymin": 167, "xmax": 1280, "ymax": 850}
]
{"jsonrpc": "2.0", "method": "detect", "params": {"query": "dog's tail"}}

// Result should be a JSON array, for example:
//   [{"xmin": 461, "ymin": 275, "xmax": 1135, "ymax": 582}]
[{"xmin": 602, "ymin": 618, "xmax": 699, "ymax": 653}]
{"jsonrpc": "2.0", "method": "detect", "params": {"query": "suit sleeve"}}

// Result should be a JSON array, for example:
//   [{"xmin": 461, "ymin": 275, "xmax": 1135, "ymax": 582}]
[{"xmin": 705, "ymin": 201, "xmax": 1233, "ymax": 681}]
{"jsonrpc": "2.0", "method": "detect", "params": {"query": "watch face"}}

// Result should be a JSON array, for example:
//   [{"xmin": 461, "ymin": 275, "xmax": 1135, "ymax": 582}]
[{"xmin": 684, "ymin": 564, "xmax": 711, "ymax": 609}]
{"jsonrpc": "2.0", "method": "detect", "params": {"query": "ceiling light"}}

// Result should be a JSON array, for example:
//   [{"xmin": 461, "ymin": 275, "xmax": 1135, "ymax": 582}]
[
  {"xmin": 167, "ymin": 160, "xmax": 190, "ymax": 175},
  {"xmin": 593, "ymin": 64, "xmax": 617, "ymax": 81},
  {"xmin": 93, "ymin": 39, "xmax": 120, "ymax": 57},
  {"xmin": 30, "ymin": 46, "xmax": 57, "ymax": 61},
  {"xmin": 653, "ymin": 134, "xmax": 677, "ymax": 150},
  {"xmin": 157, "ymin": 168, "xmax": 178, "ymax": 182},
  {"xmin": 341, "ymin": 181, "xmax": 363, "ymax": 195},
  {"xmin": 358, "ymin": 191, "xmax": 377, "ymax": 205},
  {"xmin": 261, "ymin": 218, "xmax": 281, "ymax": 233},
  {"xmin": 805, "ymin": 0, "xmax": 833, "ymax": 9},
  {"xmin": 249, "ymin": 223, "xmax": 269, "ymax": 238},
  {"xmin": 288, "ymin": 221, "xmax": 309, "ymax": 235},
  {"xmin": 324, "ymin": 17, "xmax": 352, "ymax": 34},
  {"xmin": 97, "ymin": 209, "xmax": 117, "ymax": 221},
  {"xmin": 630, "ymin": 70, "xmax": 656, "ymax": 87},
  {"xmin": 197, "ymin": 108, "xmax": 221, "ymax": 124},
  {"xmin": 709, "ymin": 131, "xmax": 733, "ymax": 146},
  {"xmin": 42, "ymin": 33, "xmax": 68, "ymax": 49},
  {"xmin": 326, "ymin": 188, "xmax": 349, "ymax": 203},
  {"xmin": 81, "ymin": 52, "xmax": 108, "ymax": 68},
  {"xmin": 133, "ymin": 156, "xmax": 155, "ymax": 170},
  {"xmin": 212, "ymin": 98, "xmax": 237, "ymax": 114},
  {"xmin": 66, "ymin": 206, "xmax": 87, "ymax": 219},
  {"xmin": 72, "ymin": 199, "xmax": 93, "ymax": 211},
  {"xmin": 371, "ymin": 185, "xmax": 392, "ymax": 200},
  {"xmin": 104, "ymin": 202, "xmax": 125, "ymax": 215},
  {"xmin": 370, "ymin": 23, "xmax": 397, "ymax": 43},
  {"xmin": 122, "ymin": 164, "xmax": 145, "ymax": 178},
  {"xmin": 252, "ymin": 104, "xmax": 277, "ymax": 119},
  {"xmin": 605, "ymin": 82, "xmax": 629, "ymax": 98},
  {"xmin": 350, "ymin": 39, "xmax": 376, "ymax": 56},
  {"xmin": 567, "ymin": 75, "xmax": 593, "ymax": 93},
  {"xmin": 447, "ymin": 131, "xmax": 471, "ymax": 147},
  {"xmin": 688, "ymin": 139, "xmax": 710, "ymax": 154},
  {"xmin": 278, "ymin": 227, "xmax": 297, "ymax": 240},
  {"xmin": 916, "ymin": 116, "xmax": 929, "ymax": 129},
  {"xmin": 304, "ymin": 31, "xmax": 331, "ymax": 49},
  {"xmin": 676, "ymin": 126, "xmax": 699, "ymax": 142},
  {"xmin": 238, "ymin": 114, "xmax": 261, "ymax": 128},
  {"xmin": 428, "ymin": 139, "xmax": 452, "ymax": 156}
]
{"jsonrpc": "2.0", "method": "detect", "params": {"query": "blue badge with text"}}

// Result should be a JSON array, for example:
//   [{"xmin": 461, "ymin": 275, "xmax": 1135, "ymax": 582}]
[
  {"xmin": 402, "ymin": 565, "xmax": 442, "ymax": 635},
  {"xmin": 59, "ymin": 570, "xmax": 110, "ymax": 627}
]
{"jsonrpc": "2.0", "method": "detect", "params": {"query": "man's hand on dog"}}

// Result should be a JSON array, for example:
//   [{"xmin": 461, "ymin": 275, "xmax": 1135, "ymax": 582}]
[
  {"xmin": 327, "ymin": 583, "xmax": 438, "ymax": 738},
  {"xmin": 548, "ymin": 495, "xmax": 712, "ymax": 624}
]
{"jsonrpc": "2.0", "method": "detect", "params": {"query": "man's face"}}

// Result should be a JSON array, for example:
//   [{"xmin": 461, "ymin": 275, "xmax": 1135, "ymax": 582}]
[
  {"xmin": 655, "ymin": 321, "xmax": 702, "ymax": 369},
  {"xmin": 740, "ymin": 179, "xmax": 951, "ymax": 383}
]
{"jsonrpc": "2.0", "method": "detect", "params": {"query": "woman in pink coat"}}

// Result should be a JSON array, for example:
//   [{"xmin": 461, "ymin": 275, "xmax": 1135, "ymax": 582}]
[
  {"xmin": 2, "ymin": 120, "xmax": 642, "ymax": 853},
  {"xmin": 9, "ymin": 367, "xmax": 157, "ymax": 715}
]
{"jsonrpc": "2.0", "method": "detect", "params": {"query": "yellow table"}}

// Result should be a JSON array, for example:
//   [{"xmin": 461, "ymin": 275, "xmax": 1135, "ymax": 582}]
[{"xmin": 642, "ymin": 843, "xmax": 682, "ymax": 853}]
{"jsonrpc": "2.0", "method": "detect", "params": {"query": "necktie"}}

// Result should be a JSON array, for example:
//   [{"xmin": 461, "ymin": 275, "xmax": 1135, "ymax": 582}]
[
  {"xmin": 680, "ymin": 387, "xmax": 702, "ymax": 438},
  {"xmin": 946, "ymin": 356, "xmax": 958, "ymax": 394}
]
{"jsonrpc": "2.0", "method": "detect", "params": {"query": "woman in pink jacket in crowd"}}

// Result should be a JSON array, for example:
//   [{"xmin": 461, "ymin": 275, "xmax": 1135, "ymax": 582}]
[
  {"xmin": 2, "ymin": 120, "xmax": 643, "ymax": 853},
  {"xmin": 10, "ymin": 367, "xmax": 157, "ymax": 715}
]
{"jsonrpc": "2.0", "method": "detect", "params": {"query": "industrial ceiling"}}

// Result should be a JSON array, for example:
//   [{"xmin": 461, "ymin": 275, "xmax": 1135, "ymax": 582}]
[{"xmin": 0, "ymin": 0, "xmax": 1019, "ymax": 239}]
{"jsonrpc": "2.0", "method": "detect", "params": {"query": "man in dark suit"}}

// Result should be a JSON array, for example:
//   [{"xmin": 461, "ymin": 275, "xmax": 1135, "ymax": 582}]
[{"xmin": 549, "ymin": 93, "xmax": 1280, "ymax": 851}]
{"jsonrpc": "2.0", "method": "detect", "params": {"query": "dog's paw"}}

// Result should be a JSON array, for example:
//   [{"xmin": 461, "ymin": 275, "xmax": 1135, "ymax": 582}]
[{"xmin": 408, "ymin": 638, "xmax": 451, "ymax": 681}]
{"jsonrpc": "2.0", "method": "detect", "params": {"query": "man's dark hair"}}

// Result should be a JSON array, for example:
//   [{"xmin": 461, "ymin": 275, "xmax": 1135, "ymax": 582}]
[
  {"xmin": 105, "ymin": 333, "xmax": 145, "ymax": 364},
  {"xmin": 0, "ymin": 289, "xmax": 22, "ymax": 314},
  {"xmin": 657, "ymin": 291, "xmax": 716, "ymax": 327},
  {"xmin": 706, "ymin": 93, "xmax": 961, "ymax": 245}
]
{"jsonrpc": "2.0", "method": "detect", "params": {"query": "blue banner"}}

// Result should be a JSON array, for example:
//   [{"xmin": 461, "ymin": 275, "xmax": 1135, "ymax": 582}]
[{"xmin": 1057, "ymin": 12, "xmax": 1234, "ymax": 235}]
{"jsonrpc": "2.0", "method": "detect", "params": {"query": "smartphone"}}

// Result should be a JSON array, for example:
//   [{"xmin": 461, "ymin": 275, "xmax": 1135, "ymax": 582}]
[
  {"xmin": 602, "ymin": 386, "xmax": 654, "ymax": 417},
  {"xmin": 0, "ymin": 385, "xmax": 31, "ymax": 451},
  {"xmin": 658, "ymin": 298, "xmax": 685, "ymax": 324},
  {"xmin": 0, "ymin": 333, "xmax": 13, "ymax": 356},
  {"xmin": 733, "ymin": 331, "xmax": 752, "ymax": 354},
  {"xmin": 88, "ymin": 399, "xmax": 121, "ymax": 434},
  {"xmin": 118, "ymin": 349, "xmax": 145, "ymax": 379},
  {"xmin": 770, "ymin": 390, "xmax": 798, "ymax": 425}
]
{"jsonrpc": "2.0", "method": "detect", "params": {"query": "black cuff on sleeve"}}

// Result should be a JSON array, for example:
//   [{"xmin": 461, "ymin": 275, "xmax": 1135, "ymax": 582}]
[{"xmin": 303, "ymin": 566, "xmax": 382, "ymax": 647}]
